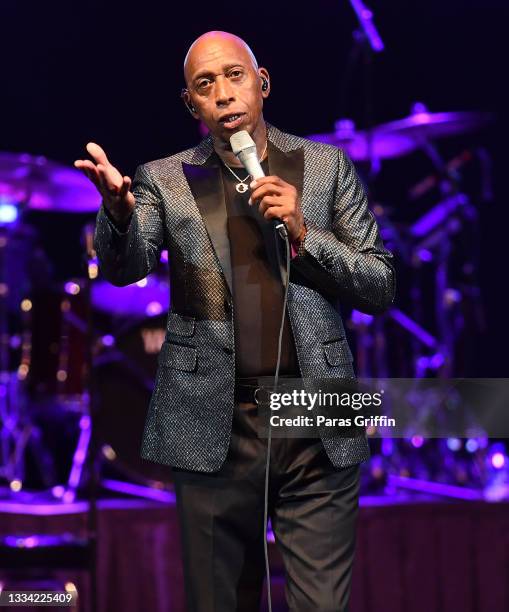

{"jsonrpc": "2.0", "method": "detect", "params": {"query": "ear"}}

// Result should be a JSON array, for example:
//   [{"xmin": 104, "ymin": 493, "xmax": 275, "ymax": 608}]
[
  {"xmin": 258, "ymin": 68, "xmax": 270, "ymax": 99},
  {"xmin": 180, "ymin": 88, "xmax": 199, "ymax": 118}
]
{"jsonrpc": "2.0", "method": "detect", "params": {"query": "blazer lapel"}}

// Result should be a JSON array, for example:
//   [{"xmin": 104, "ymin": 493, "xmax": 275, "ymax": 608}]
[
  {"xmin": 267, "ymin": 141, "xmax": 304, "ymax": 198},
  {"xmin": 182, "ymin": 159, "xmax": 233, "ymax": 296},
  {"xmin": 267, "ymin": 141, "xmax": 305, "ymax": 282},
  {"xmin": 181, "ymin": 129, "xmax": 305, "ymax": 297}
]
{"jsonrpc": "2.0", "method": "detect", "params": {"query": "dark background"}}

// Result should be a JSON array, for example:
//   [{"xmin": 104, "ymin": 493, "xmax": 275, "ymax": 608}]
[{"xmin": 2, "ymin": 0, "xmax": 507, "ymax": 375}]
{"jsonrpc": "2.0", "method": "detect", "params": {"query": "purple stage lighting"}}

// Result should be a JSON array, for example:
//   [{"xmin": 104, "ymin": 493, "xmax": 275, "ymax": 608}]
[
  {"xmin": 466, "ymin": 439, "xmax": 479, "ymax": 453},
  {"xmin": 146, "ymin": 301, "xmax": 163, "ymax": 316},
  {"xmin": 447, "ymin": 438, "xmax": 462, "ymax": 451},
  {"xmin": 488, "ymin": 442, "xmax": 507, "ymax": 469},
  {"xmin": 101, "ymin": 334, "xmax": 115, "ymax": 347},
  {"xmin": 0, "ymin": 203, "xmax": 18, "ymax": 223},
  {"xmin": 411, "ymin": 435, "xmax": 424, "ymax": 448},
  {"xmin": 491, "ymin": 452, "xmax": 506, "ymax": 469}
]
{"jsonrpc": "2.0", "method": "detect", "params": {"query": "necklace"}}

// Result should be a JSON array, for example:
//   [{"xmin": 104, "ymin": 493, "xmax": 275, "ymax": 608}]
[{"xmin": 222, "ymin": 141, "xmax": 268, "ymax": 193}]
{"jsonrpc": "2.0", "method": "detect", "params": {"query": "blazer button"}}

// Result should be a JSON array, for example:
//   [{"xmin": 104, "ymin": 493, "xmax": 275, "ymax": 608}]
[{"xmin": 223, "ymin": 346, "xmax": 233, "ymax": 355}]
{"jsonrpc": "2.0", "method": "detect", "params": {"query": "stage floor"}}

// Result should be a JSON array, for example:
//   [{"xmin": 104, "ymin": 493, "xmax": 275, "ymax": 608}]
[{"xmin": 0, "ymin": 492, "xmax": 507, "ymax": 612}]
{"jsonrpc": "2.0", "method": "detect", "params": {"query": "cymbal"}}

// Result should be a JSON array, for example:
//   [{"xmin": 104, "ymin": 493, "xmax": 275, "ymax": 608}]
[
  {"xmin": 0, "ymin": 152, "xmax": 100, "ymax": 212},
  {"xmin": 308, "ymin": 119, "xmax": 416, "ymax": 161},
  {"xmin": 375, "ymin": 109, "xmax": 493, "ymax": 143},
  {"xmin": 308, "ymin": 109, "xmax": 493, "ymax": 161}
]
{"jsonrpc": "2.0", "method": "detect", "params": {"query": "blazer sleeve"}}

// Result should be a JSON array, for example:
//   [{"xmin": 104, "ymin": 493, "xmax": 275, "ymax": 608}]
[
  {"xmin": 93, "ymin": 163, "xmax": 165, "ymax": 286},
  {"xmin": 290, "ymin": 147, "xmax": 396, "ymax": 314}
]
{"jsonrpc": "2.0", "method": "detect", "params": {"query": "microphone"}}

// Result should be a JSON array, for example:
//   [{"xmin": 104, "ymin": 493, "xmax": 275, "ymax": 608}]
[{"xmin": 229, "ymin": 130, "xmax": 288, "ymax": 239}]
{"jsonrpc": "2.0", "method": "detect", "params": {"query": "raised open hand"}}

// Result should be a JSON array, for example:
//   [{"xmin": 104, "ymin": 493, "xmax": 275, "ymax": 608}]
[{"xmin": 74, "ymin": 142, "xmax": 135, "ymax": 224}]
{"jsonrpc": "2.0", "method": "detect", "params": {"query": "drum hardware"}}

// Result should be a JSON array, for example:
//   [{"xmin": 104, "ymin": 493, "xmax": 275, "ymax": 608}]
[
  {"xmin": 312, "ymin": 101, "xmax": 489, "ymax": 382},
  {"xmin": 91, "ymin": 312, "xmax": 170, "ymax": 487},
  {"xmin": 409, "ymin": 193, "xmax": 470, "ymax": 242},
  {"xmin": 373, "ymin": 105, "xmax": 493, "ymax": 147},
  {"xmin": 348, "ymin": 0, "xmax": 384, "ymax": 53},
  {"xmin": 308, "ymin": 118, "xmax": 416, "ymax": 163},
  {"xmin": 314, "ymin": 103, "xmax": 490, "ymax": 383},
  {"xmin": 408, "ymin": 150, "xmax": 474, "ymax": 201},
  {"xmin": 372, "ymin": 203, "xmax": 411, "ymax": 265},
  {"xmin": 24, "ymin": 280, "xmax": 89, "ymax": 399},
  {"xmin": 309, "ymin": 108, "xmax": 493, "ymax": 164},
  {"xmin": 0, "ymin": 216, "xmax": 55, "ymax": 490},
  {"xmin": 0, "ymin": 152, "xmax": 101, "ymax": 213},
  {"xmin": 80, "ymin": 223, "xmax": 173, "ymax": 491},
  {"xmin": 0, "ymin": 156, "xmax": 98, "ymax": 496}
]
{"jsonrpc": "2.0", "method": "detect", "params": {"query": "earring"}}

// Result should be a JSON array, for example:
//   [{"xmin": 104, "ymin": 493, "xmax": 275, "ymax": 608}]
[{"xmin": 261, "ymin": 77, "xmax": 269, "ymax": 92}]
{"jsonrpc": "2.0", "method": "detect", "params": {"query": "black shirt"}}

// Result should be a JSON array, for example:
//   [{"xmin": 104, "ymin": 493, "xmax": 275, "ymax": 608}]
[{"xmin": 217, "ymin": 153, "xmax": 300, "ymax": 378}]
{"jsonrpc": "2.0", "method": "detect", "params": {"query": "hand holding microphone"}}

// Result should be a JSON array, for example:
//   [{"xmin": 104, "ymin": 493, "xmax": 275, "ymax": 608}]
[{"xmin": 229, "ymin": 131, "xmax": 305, "ymax": 242}]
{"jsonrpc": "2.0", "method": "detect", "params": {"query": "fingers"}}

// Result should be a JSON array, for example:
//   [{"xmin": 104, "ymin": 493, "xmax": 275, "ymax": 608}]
[
  {"xmin": 85, "ymin": 142, "xmax": 110, "ymax": 166},
  {"xmin": 264, "ymin": 205, "xmax": 287, "ymax": 222},
  {"xmin": 258, "ymin": 195, "xmax": 284, "ymax": 218},
  {"xmin": 249, "ymin": 176, "xmax": 284, "ymax": 189},
  {"xmin": 96, "ymin": 163, "xmax": 123, "ymax": 196},
  {"xmin": 249, "ymin": 182, "xmax": 283, "ymax": 205},
  {"xmin": 118, "ymin": 176, "xmax": 132, "ymax": 198},
  {"xmin": 74, "ymin": 159, "xmax": 102, "ymax": 189},
  {"xmin": 75, "ymin": 157, "xmax": 125, "ymax": 198},
  {"xmin": 75, "ymin": 144, "xmax": 128, "ymax": 201},
  {"xmin": 74, "ymin": 159, "xmax": 99, "ymax": 174}
]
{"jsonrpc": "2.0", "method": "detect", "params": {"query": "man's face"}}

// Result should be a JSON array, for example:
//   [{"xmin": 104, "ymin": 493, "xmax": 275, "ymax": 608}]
[{"xmin": 184, "ymin": 36, "xmax": 269, "ymax": 143}]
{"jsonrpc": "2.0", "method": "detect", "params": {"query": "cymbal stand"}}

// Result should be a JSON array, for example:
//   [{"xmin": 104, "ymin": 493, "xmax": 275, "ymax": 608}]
[
  {"xmin": 0, "ymin": 219, "xmax": 55, "ymax": 492},
  {"xmin": 341, "ymin": 0, "xmax": 385, "ymax": 179}
]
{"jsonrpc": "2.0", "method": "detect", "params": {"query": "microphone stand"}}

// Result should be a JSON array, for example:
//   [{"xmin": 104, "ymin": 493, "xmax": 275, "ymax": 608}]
[
  {"xmin": 340, "ymin": 0, "xmax": 385, "ymax": 180},
  {"xmin": 339, "ymin": 1, "xmax": 387, "ymax": 378},
  {"xmin": 348, "ymin": 0, "xmax": 385, "ymax": 53}
]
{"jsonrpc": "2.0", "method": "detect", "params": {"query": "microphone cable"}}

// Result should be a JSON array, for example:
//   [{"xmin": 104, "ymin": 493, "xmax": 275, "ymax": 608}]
[{"xmin": 263, "ymin": 220, "xmax": 290, "ymax": 612}]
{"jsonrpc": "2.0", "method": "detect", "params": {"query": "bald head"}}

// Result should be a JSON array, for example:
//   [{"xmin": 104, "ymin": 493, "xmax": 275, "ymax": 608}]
[
  {"xmin": 180, "ymin": 30, "xmax": 270, "ymax": 150},
  {"xmin": 183, "ymin": 31, "xmax": 258, "ymax": 86}
]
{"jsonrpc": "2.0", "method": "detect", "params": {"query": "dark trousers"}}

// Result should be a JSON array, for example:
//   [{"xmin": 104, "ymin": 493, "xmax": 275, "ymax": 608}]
[{"xmin": 172, "ymin": 399, "xmax": 361, "ymax": 612}]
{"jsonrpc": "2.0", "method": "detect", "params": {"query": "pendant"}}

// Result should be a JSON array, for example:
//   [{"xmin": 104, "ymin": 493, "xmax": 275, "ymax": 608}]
[{"xmin": 236, "ymin": 182, "xmax": 249, "ymax": 194}]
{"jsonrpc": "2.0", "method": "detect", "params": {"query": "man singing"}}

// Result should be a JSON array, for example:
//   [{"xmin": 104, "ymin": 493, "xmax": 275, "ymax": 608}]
[{"xmin": 75, "ymin": 30, "xmax": 395, "ymax": 612}]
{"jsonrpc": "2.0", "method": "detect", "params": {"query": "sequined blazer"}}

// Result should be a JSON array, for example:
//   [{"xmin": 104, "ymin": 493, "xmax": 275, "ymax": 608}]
[{"xmin": 94, "ymin": 122, "xmax": 396, "ymax": 472}]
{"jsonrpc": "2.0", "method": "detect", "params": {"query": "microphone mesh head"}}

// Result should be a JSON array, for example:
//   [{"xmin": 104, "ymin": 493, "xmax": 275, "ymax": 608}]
[{"xmin": 229, "ymin": 130, "xmax": 255, "ymax": 155}]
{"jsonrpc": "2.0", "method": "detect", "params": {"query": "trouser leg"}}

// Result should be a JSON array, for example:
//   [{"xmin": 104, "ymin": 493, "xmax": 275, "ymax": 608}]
[
  {"xmin": 172, "ymin": 400, "xmax": 267, "ymax": 612},
  {"xmin": 173, "ymin": 474, "xmax": 266, "ymax": 611},
  {"xmin": 172, "ymin": 401, "xmax": 362, "ymax": 612},
  {"xmin": 270, "ymin": 438, "xmax": 361, "ymax": 612}
]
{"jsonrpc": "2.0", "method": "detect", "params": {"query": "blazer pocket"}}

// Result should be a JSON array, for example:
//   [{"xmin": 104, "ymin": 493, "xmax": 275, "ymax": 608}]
[
  {"xmin": 166, "ymin": 311, "xmax": 196, "ymax": 337},
  {"xmin": 322, "ymin": 337, "xmax": 353, "ymax": 366},
  {"xmin": 158, "ymin": 341, "xmax": 197, "ymax": 372}
]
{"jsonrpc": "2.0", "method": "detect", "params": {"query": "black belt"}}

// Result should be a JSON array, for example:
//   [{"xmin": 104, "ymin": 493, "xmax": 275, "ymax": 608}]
[
  {"xmin": 235, "ymin": 378, "xmax": 261, "ymax": 404},
  {"xmin": 234, "ymin": 375, "xmax": 298, "ymax": 404}
]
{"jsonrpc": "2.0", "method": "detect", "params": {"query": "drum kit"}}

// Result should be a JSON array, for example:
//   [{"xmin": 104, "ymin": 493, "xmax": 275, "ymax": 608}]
[
  {"xmin": 310, "ymin": 103, "xmax": 493, "ymax": 381},
  {"xmin": 310, "ymin": 104, "xmax": 501, "ymax": 495},
  {"xmin": 0, "ymin": 104, "xmax": 497, "ymax": 502},
  {"xmin": 0, "ymin": 153, "xmax": 172, "ymax": 503}
]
